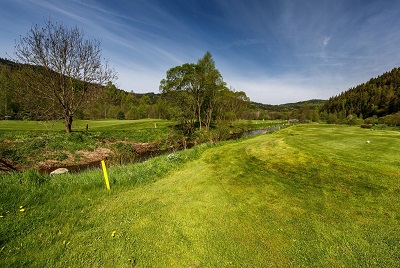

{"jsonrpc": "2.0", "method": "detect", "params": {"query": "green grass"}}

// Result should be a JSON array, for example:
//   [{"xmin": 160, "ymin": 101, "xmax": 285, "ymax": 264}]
[
  {"xmin": 0, "ymin": 119, "xmax": 175, "ymax": 142},
  {"xmin": 0, "ymin": 119, "xmax": 174, "ymax": 132},
  {"xmin": 1, "ymin": 124, "xmax": 399, "ymax": 267}
]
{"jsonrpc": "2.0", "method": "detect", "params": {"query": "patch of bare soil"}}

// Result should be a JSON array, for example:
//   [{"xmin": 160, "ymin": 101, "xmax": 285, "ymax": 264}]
[
  {"xmin": 77, "ymin": 148, "xmax": 111, "ymax": 162},
  {"xmin": 0, "ymin": 158, "xmax": 18, "ymax": 172},
  {"xmin": 130, "ymin": 142, "xmax": 161, "ymax": 153},
  {"xmin": 37, "ymin": 147, "xmax": 111, "ymax": 170}
]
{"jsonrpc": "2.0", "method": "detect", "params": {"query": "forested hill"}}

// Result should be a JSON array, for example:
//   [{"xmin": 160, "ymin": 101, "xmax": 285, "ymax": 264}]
[
  {"xmin": 323, "ymin": 67, "xmax": 400, "ymax": 118},
  {"xmin": 250, "ymin": 99, "xmax": 326, "ymax": 112}
]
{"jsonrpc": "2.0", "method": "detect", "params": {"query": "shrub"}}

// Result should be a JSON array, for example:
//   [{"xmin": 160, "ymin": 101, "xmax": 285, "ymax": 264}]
[
  {"xmin": 117, "ymin": 111, "xmax": 125, "ymax": 120},
  {"xmin": 361, "ymin": 124, "xmax": 372, "ymax": 129},
  {"xmin": 109, "ymin": 142, "xmax": 136, "ymax": 165},
  {"xmin": 365, "ymin": 115, "xmax": 378, "ymax": 124}
]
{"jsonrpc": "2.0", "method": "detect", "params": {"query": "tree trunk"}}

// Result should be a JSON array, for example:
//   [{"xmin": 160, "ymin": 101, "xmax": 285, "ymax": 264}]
[
  {"xmin": 205, "ymin": 110, "xmax": 212, "ymax": 132},
  {"xmin": 65, "ymin": 115, "xmax": 73, "ymax": 133},
  {"xmin": 197, "ymin": 104, "xmax": 202, "ymax": 131}
]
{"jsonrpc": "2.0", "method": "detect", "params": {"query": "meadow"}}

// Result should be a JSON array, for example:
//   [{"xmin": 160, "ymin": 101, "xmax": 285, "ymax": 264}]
[
  {"xmin": 0, "ymin": 119, "xmax": 176, "ymax": 142},
  {"xmin": 0, "ymin": 124, "xmax": 399, "ymax": 267}
]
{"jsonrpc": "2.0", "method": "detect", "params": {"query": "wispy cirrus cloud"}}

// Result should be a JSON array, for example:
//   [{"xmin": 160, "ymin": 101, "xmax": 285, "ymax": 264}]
[{"xmin": 322, "ymin": 36, "xmax": 331, "ymax": 48}]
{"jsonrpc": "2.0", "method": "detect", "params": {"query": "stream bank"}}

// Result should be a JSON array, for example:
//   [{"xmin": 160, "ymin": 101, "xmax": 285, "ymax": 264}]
[{"xmin": 38, "ymin": 125, "xmax": 285, "ymax": 174}]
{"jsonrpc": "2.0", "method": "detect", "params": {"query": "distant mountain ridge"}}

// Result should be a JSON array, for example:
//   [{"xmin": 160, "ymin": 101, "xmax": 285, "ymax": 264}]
[{"xmin": 250, "ymin": 99, "xmax": 326, "ymax": 112}]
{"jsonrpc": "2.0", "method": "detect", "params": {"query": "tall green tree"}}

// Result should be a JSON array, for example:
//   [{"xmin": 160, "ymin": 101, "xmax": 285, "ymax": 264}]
[
  {"xmin": 160, "ymin": 51, "xmax": 226, "ymax": 132},
  {"xmin": 198, "ymin": 52, "xmax": 225, "ymax": 132},
  {"xmin": 14, "ymin": 19, "xmax": 117, "ymax": 133},
  {"xmin": 160, "ymin": 63, "xmax": 202, "ymax": 128}
]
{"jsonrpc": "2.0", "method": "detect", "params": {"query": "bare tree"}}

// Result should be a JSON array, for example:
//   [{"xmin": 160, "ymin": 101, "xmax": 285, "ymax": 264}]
[{"xmin": 14, "ymin": 19, "xmax": 117, "ymax": 133}]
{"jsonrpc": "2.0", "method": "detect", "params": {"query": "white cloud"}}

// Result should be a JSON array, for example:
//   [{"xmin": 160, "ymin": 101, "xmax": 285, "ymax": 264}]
[{"xmin": 322, "ymin": 36, "xmax": 331, "ymax": 48}]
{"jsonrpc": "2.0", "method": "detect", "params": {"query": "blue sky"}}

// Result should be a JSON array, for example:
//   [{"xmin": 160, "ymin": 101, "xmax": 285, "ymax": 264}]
[{"xmin": 1, "ymin": 0, "xmax": 400, "ymax": 104}]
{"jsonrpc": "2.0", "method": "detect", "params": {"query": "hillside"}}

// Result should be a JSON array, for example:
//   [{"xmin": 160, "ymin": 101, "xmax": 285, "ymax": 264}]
[
  {"xmin": 0, "ymin": 58, "xmax": 18, "ymax": 68},
  {"xmin": 323, "ymin": 67, "xmax": 400, "ymax": 118},
  {"xmin": 250, "ymin": 99, "xmax": 326, "ymax": 112},
  {"xmin": 0, "ymin": 58, "xmax": 166, "ymax": 120}
]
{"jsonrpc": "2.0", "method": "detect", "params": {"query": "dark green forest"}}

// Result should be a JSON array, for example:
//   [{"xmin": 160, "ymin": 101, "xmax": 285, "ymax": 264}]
[{"xmin": 322, "ymin": 67, "xmax": 400, "ymax": 126}]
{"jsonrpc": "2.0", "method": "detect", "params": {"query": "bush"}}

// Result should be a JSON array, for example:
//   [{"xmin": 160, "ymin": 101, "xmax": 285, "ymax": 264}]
[
  {"xmin": 117, "ymin": 111, "xmax": 125, "ymax": 120},
  {"xmin": 1, "ymin": 148, "xmax": 24, "ymax": 162},
  {"xmin": 67, "ymin": 132, "xmax": 84, "ymax": 143},
  {"xmin": 213, "ymin": 122, "xmax": 231, "ymax": 141},
  {"xmin": 109, "ymin": 142, "xmax": 136, "ymax": 165},
  {"xmin": 361, "ymin": 124, "xmax": 372, "ymax": 129},
  {"xmin": 365, "ymin": 115, "xmax": 378, "ymax": 124}
]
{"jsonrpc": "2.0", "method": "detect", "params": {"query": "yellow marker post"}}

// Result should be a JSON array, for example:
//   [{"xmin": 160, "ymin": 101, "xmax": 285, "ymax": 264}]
[{"xmin": 101, "ymin": 160, "xmax": 110, "ymax": 190}]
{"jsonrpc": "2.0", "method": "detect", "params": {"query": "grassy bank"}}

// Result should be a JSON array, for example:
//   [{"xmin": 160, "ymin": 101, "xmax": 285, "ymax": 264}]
[
  {"xmin": 0, "ymin": 119, "xmax": 284, "ymax": 171},
  {"xmin": 1, "ymin": 124, "xmax": 399, "ymax": 267}
]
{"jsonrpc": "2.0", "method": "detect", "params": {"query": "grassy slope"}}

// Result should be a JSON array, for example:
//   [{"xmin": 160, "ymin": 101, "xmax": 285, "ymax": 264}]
[{"xmin": 1, "ymin": 124, "xmax": 399, "ymax": 267}]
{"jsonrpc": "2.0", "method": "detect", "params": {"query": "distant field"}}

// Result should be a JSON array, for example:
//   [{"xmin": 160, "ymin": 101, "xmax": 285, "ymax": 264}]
[
  {"xmin": 0, "ymin": 119, "xmax": 175, "ymax": 132},
  {"xmin": 0, "ymin": 119, "xmax": 283, "ymax": 131},
  {"xmin": 1, "ymin": 124, "xmax": 399, "ymax": 267}
]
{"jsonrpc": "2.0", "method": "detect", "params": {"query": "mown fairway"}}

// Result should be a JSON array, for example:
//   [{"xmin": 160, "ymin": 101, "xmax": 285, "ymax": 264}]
[{"xmin": 1, "ymin": 124, "xmax": 399, "ymax": 267}]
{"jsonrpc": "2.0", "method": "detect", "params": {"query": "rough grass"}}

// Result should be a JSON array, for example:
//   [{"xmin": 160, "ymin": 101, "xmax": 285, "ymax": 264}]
[{"xmin": 1, "ymin": 124, "xmax": 399, "ymax": 267}]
